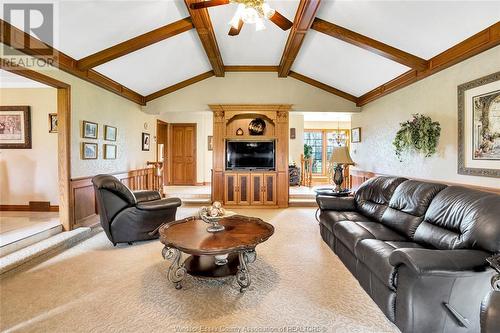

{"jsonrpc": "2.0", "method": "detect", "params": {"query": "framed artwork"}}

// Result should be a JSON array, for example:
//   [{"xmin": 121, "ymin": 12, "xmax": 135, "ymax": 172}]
[
  {"xmin": 290, "ymin": 128, "xmax": 296, "ymax": 139},
  {"xmin": 208, "ymin": 135, "xmax": 213, "ymax": 151},
  {"xmin": 104, "ymin": 144, "xmax": 117, "ymax": 159},
  {"xmin": 104, "ymin": 125, "xmax": 117, "ymax": 141},
  {"xmin": 142, "ymin": 132, "xmax": 150, "ymax": 151},
  {"xmin": 83, "ymin": 121, "xmax": 98, "ymax": 139},
  {"xmin": 48, "ymin": 113, "xmax": 58, "ymax": 133},
  {"xmin": 351, "ymin": 127, "xmax": 361, "ymax": 143},
  {"xmin": 458, "ymin": 71, "xmax": 500, "ymax": 178},
  {"xmin": 0, "ymin": 106, "xmax": 32, "ymax": 149},
  {"xmin": 82, "ymin": 142, "xmax": 98, "ymax": 159}
]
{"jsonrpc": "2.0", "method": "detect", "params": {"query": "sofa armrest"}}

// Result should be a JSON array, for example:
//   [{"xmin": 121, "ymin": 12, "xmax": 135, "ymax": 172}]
[
  {"xmin": 389, "ymin": 248, "xmax": 490, "ymax": 275},
  {"xmin": 133, "ymin": 190, "xmax": 161, "ymax": 203},
  {"xmin": 316, "ymin": 195, "xmax": 356, "ymax": 211},
  {"xmin": 136, "ymin": 197, "xmax": 182, "ymax": 211}
]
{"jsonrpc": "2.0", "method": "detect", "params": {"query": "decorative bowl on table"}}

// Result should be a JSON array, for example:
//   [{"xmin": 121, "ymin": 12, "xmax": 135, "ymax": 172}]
[{"xmin": 199, "ymin": 202, "xmax": 236, "ymax": 233}]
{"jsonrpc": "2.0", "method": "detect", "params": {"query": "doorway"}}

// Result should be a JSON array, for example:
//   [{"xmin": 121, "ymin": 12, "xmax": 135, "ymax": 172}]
[
  {"xmin": 170, "ymin": 123, "xmax": 196, "ymax": 185},
  {"xmin": 156, "ymin": 120, "xmax": 168, "ymax": 187}
]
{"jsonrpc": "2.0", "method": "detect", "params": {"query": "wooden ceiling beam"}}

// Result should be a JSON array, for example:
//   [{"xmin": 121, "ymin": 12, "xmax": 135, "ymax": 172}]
[
  {"xmin": 77, "ymin": 18, "xmax": 194, "ymax": 70},
  {"xmin": 311, "ymin": 18, "xmax": 428, "ymax": 71},
  {"xmin": 289, "ymin": 71, "xmax": 358, "ymax": 103},
  {"xmin": 278, "ymin": 0, "xmax": 321, "ymax": 77},
  {"xmin": 0, "ymin": 19, "xmax": 146, "ymax": 105},
  {"xmin": 145, "ymin": 71, "xmax": 214, "ymax": 102},
  {"xmin": 358, "ymin": 21, "xmax": 500, "ymax": 106},
  {"xmin": 224, "ymin": 66, "xmax": 278, "ymax": 72},
  {"xmin": 185, "ymin": 0, "xmax": 225, "ymax": 76}
]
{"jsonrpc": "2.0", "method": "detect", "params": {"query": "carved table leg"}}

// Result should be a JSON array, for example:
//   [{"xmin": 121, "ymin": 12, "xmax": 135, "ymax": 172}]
[
  {"xmin": 237, "ymin": 250, "xmax": 256, "ymax": 292},
  {"xmin": 162, "ymin": 246, "xmax": 186, "ymax": 289}
]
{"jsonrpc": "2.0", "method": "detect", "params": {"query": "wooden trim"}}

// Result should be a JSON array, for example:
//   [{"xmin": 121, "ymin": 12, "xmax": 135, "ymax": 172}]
[
  {"xmin": 349, "ymin": 169, "xmax": 500, "ymax": 195},
  {"xmin": 0, "ymin": 19, "xmax": 146, "ymax": 105},
  {"xmin": 311, "ymin": 18, "xmax": 428, "ymax": 71},
  {"xmin": 0, "ymin": 205, "xmax": 59, "ymax": 212},
  {"xmin": 357, "ymin": 21, "xmax": 500, "ymax": 106},
  {"xmin": 185, "ymin": 0, "xmax": 225, "ymax": 77},
  {"xmin": 0, "ymin": 58, "xmax": 73, "ymax": 230},
  {"xmin": 224, "ymin": 66, "xmax": 278, "ymax": 72},
  {"xmin": 289, "ymin": 71, "xmax": 358, "ymax": 103},
  {"xmin": 145, "ymin": 71, "xmax": 214, "ymax": 102},
  {"xmin": 77, "ymin": 18, "xmax": 194, "ymax": 70},
  {"xmin": 278, "ymin": 0, "xmax": 321, "ymax": 77}
]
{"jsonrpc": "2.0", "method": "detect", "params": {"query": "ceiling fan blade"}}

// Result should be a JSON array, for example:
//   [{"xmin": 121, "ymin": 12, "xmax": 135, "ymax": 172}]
[
  {"xmin": 269, "ymin": 11, "xmax": 293, "ymax": 31},
  {"xmin": 189, "ymin": 0, "xmax": 230, "ymax": 10},
  {"xmin": 228, "ymin": 19, "xmax": 244, "ymax": 36}
]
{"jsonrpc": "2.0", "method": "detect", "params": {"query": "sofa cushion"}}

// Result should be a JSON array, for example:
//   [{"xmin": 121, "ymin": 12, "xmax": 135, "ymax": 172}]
[
  {"xmin": 381, "ymin": 180, "xmax": 447, "ymax": 239},
  {"xmin": 319, "ymin": 210, "xmax": 369, "ymax": 233},
  {"xmin": 356, "ymin": 240, "xmax": 423, "ymax": 290},
  {"xmin": 355, "ymin": 176, "xmax": 407, "ymax": 222},
  {"xmin": 415, "ymin": 186, "xmax": 500, "ymax": 252},
  {"xmin": 333, "ymin": 221, "xmax": 407, "ymax": 254}
]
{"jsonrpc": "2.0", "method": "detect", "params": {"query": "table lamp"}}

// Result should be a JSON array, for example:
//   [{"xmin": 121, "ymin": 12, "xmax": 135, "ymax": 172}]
[{"xmin": 330, "ymin": 146, "xmax": 355, "ymax": 192}]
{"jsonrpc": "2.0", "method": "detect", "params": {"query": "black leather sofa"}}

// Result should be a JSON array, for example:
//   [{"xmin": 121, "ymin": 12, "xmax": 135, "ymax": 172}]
[
  {"xmin": 316, "ymin": 176, "xmax": 500, "ymax": 333},
  {"xmin": 92, "ymin": 174, "xmax": 182, "ymax": 245}
]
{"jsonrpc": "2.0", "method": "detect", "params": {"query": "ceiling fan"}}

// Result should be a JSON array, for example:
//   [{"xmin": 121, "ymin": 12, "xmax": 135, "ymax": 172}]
[{"xmin": 189, "ymin": 0, "xmax": 294, "ymax": 36}]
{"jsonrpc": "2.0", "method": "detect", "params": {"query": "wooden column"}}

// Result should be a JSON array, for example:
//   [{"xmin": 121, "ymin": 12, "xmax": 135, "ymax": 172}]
[
  {"xmin": 276, "ymin": 108, "xmax": 290, "ymax": 207},
  {"xmin": 211, "ymin": 107, "xmax": 226, "ymax": 202}
]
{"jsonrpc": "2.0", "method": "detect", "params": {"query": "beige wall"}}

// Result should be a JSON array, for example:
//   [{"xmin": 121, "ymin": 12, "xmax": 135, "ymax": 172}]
[
  {"xmin": 2, "ymin": 45, "xmax": 157, "ymax": 180},
  {"xmin": 304, "ymin": 121, "xmax": 351, "ymax": 129},
  {"xmin": 352, "ymin": 46, "xmax": 500, "ymax": 188},
  {"xmin": 0, "ymin": 88, "xmax": 59, "ymax": 205},
  {"xmin": 145, "ymin": 72, "xmax": 360, "ymax": 113},
  {"xmin": 289, "ymin": 113, "xmax": 304, "ymax": 165},
  {"xmin": 158, "ymin": 112, "xmax": 213, "ymax": 183}
]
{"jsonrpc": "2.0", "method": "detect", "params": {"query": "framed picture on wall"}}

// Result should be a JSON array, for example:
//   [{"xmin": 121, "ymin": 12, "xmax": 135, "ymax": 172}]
[
  {"xmin": 208, "ymin": 135, "xmax": 213, "ymax": 151},
  {"xmin": 104, "ymin": 144, "xmax": 117, "ymax": 159},
  {"xmin": 83, "ymin": 121, "xmax": 98, "ymax": 139},
  {"xmin": 142, "ymin": 132, "xmax": 150, "ymax": 151},
  {"xmin": 0, "ymin": 106, "xmax": 32, "ymax": 149},
  {"xmin": 458, "ymin": 71, "xmax": 500, "ymax": 178},
  {"xmin": 104, "ymin": 125, "xmax": 117, "ymax": 141},
  {"xmin": 82, "ymin": 142, "xmax": 98, "ymax": 159},
  {"xmin": 48, "ymin": 113, "xmax": 58, "ymax": 133},
  {"xmin": 351, "ymin": 127, "xmax": 361, "ymax": 143}
]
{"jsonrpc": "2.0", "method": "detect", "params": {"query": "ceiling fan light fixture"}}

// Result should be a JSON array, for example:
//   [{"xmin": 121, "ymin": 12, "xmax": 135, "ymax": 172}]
[
  {"xmin": 229, "ymin": 4, "xmax": 245, "ymax": 28},
  {"xmin": 255, "ymin": 17, "xmax": 266, "ymax": 31},
  {"xmin": 262, "ymin": 2, "xmax": 275, "ymax": 19},
  {"xmin": 241, "ymin": 6, "xmax": 259, "ymax": 24}
]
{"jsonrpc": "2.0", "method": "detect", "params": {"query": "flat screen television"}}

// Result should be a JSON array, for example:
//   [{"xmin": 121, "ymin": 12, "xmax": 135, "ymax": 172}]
[{"xmin": 226, "ymin": 140, "xmax": 275, "ymax": 170}]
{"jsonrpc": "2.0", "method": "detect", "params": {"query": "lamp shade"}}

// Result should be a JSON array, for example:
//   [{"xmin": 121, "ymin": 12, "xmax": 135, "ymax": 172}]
[{"xmin": 330, "ymin": 146, "xmax": 355, "ymax": 165}]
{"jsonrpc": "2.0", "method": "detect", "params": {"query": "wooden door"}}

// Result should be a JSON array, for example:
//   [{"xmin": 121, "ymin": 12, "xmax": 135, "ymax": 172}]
[
  {"xmin": 156, "ymin": 120, "xmax": 168, "ymax": 185},
  {"xmin": 250, "ymin": 174, "xmax": 264, "ymax": 205},
  {"xmin": 237, "ymin": 173, "xmax": 251, "ymax": 205},
  {"xmin": 224, "ymin": 173, "xmax": 238, "ymax": 205},
  {"xmin": 263, "ymin": 173, "xmax": 277, "ymax": 205},
  {"xmin": 170, "ymin": 124, "xmax": 196, "ymax": 185}
]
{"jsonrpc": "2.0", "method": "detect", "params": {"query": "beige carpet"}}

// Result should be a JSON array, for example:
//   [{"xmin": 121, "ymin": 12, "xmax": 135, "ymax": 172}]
[{"xmin": 0, "ymin": 207, "xmax": 399, "ymax": 333}]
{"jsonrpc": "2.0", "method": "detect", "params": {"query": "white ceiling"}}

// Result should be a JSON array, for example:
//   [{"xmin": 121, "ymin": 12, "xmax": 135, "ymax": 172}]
[
  {"xmin": 2, "ymin": 0, "xmax": 499, "ymax": 98},
  {"xmin": 0, "ymin": 69, "xmax": 51, "ymax": 88},
  {"xmin": 208, "ymin": 0, "xmax": 299, "ymax": 65}
]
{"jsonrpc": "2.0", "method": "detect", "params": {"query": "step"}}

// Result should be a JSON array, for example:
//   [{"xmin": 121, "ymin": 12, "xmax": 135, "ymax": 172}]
[
  {"xmin": 0, "ymin": 227, "xmax": 95, "ymax": 275},
  {"xmin": 0, "ymin": 224, "xmax": 63, "ymax": 257},
  {"xmin": 288, "ymin": 198, "xmax": 318, "ymax": 207}
]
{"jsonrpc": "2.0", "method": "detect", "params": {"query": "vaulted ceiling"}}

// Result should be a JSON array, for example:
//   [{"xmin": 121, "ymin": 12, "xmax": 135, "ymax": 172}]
[{"xmin": 1, "ymin": 1, "xmax": 499, "ymax": 106}]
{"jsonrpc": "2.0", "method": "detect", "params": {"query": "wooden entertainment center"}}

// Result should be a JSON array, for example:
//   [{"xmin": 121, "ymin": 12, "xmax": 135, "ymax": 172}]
[{"xmin": 210, "ymin": 104, "xmax": 290, "ymax": 208}]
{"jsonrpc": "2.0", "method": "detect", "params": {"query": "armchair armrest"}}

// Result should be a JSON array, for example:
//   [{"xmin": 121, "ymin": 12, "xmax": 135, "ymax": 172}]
[
  {"xmin": 316, "ymin": 195, "xmax": 356, "ymax": 211},
  {"xmin": 133, "ymin": 190, "xmax": 161, "ymax": 203},
  {"xmin": 136, "ymin": 197, "xmax": 182, "ymax": 211},
  {"xmin": 389, "ymin": 248, "xmax": 490, "ymax": 275}
]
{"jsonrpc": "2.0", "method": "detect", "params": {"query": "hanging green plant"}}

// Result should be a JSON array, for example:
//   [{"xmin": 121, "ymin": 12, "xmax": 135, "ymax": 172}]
[
  {"xmin": 304, "ymin": 144, "xmax": 313, "ymax": 159},
  {"xmin": 393, "ymin": 113, "xmax": 441, "ymax": 161}
]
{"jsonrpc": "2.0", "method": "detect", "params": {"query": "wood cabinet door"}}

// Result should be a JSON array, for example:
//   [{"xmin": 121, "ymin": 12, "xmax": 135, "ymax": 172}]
[
  {"xmin": 237, "ymin": 173, "xmax": 251, "ymax": 205},
  {"xmin": 263, "ymin": 173, "xmax": 277, "ymax": 205},
  {"xmin": 224, "ymin": 173, "xmax": 238, "ymax": 205},
  {"xmin": 250, "ymin": 174, "xmax": 264, "ymax": 205}
]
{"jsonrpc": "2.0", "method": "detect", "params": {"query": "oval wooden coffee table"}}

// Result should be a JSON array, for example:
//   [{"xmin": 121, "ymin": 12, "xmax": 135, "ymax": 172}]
[{"xmin": 159, "ymin": 215, "xmax": 274, "ymax": 292}]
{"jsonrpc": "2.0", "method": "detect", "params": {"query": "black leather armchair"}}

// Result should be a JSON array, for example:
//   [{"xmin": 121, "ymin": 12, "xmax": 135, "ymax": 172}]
[{"xmin": 92, "ymin": 174, "xmax": 182, "ymax": 245}]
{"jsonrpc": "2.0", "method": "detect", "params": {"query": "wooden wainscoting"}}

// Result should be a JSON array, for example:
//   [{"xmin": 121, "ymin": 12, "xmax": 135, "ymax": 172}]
[
  {"xmin": 70, "ymin": 167, "xmax": 157, "ymax": 228},
  {"xmin": 349, "ymin": 169, "xmax": 500, "ymax": 194}
]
